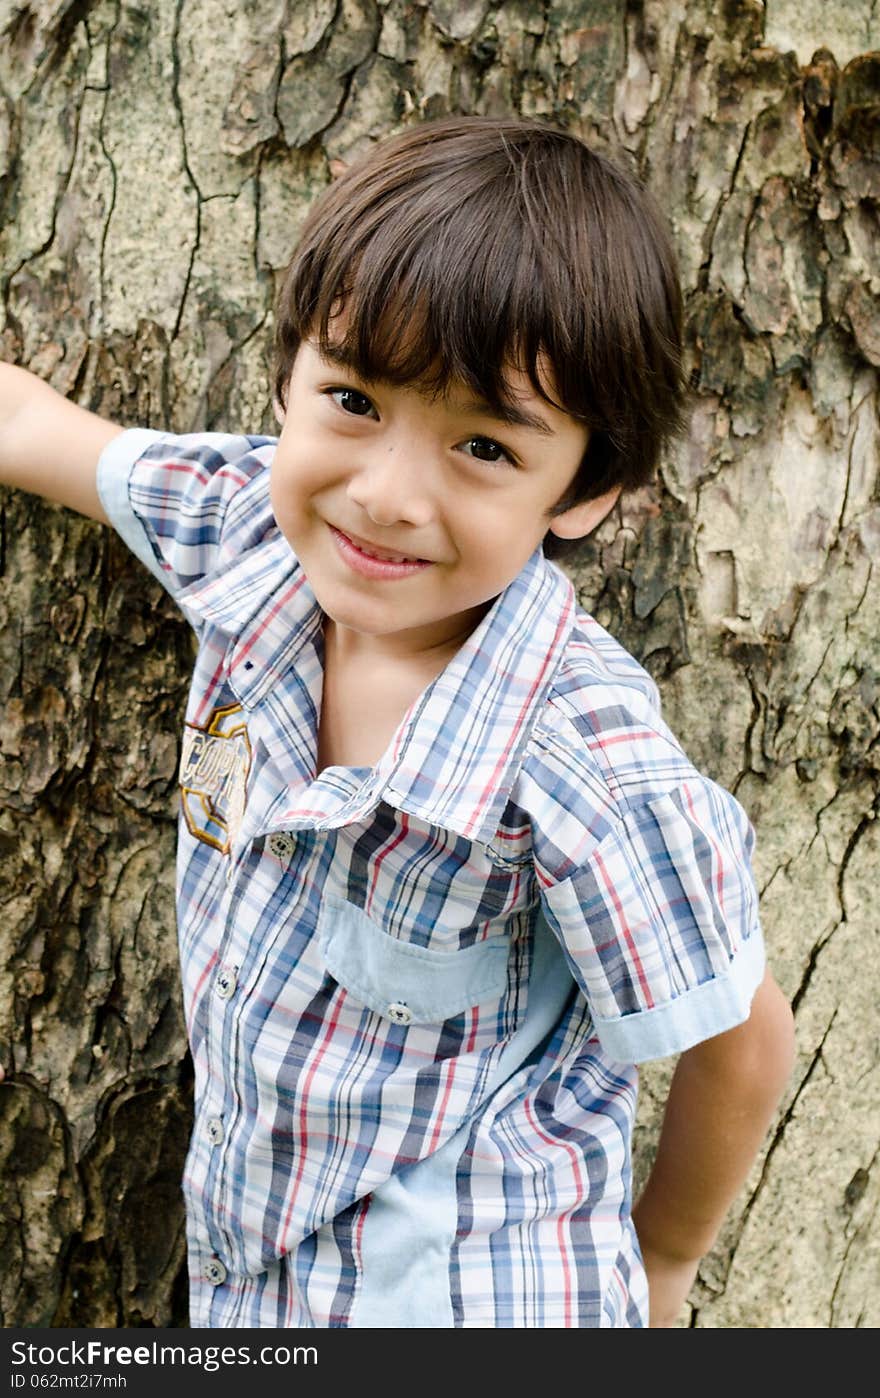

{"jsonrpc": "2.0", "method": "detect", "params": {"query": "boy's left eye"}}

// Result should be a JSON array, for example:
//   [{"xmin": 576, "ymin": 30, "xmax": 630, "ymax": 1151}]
[
  {"xmin": 460, "ymin": 436, "xmax": 514, "ymax": 466},
  {"xmin": 329, "ymin": 387, "xmax": 377, "ymax": 417}
]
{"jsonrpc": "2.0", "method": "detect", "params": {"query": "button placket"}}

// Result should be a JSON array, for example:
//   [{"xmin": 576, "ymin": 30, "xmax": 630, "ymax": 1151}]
[{"xmin": 199, "ymin": 873, "xmax": 246, "ymax": 1274}]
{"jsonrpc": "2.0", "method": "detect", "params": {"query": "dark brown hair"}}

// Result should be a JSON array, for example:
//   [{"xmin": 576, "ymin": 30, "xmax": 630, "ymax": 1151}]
[{"xmin": 274, "ymin": 117, "xmax": 687, "ymax": 557}]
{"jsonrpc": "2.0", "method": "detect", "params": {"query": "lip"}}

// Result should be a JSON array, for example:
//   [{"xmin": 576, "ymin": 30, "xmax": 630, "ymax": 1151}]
[{"xmin": 329, "ymin": 525, "xmax": 434, "ymax": 580}]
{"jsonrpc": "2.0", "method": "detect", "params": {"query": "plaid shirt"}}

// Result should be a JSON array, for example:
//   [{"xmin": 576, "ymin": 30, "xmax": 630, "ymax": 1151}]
[{"xmin": 98, "ymin": 429, "xmax": 765, "ymax": 1329}]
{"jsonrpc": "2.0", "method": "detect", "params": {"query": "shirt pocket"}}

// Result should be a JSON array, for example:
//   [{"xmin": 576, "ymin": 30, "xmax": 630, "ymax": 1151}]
[{"xmin": 317, "ymin": 892, "xmax": 513, "ymax": 1027}]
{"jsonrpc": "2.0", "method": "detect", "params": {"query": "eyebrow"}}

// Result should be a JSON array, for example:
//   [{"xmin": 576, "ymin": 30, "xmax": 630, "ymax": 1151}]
[
  {"xmin": 317, "ymin": 342, "xmax": 556, "ymax": 437},
  {"xmin": 457, "ymin": 396, "xmax": 554, "ymax": 436}
]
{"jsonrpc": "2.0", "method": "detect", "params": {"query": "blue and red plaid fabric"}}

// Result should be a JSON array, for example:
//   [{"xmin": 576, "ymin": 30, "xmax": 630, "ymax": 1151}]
[{"xmin": 98, "ymin": 429, "xmax": 765, "ymax": 1328}]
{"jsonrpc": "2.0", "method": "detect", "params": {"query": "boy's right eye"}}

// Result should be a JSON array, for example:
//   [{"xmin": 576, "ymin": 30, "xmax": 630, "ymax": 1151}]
[{"xmin": 328, "ymin": 387, "xmax": 376, "ymax": 417}]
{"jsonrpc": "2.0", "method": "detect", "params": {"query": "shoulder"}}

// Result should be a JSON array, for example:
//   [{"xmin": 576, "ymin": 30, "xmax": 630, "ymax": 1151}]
[
  {"xmin": 98, "ymin": 427, "xmax": 282, "ymax": 598},
  {"xmin": 149, "ymin": 427, "xmax": 276, "ymax": 518},
  {"xmin": 534, "ymin": 605, "xmax": 693, "ymax": 799},
  {"xmin": 100, "ymin": 427, "xmax": 279, "ymax": 528},
  {"xmin": 517, "ymin": 606, "xmax": 721, "ymax": 877},
  {"xmin": 102, "ymin": 426, "xmax": 278, "ymax": 481}
]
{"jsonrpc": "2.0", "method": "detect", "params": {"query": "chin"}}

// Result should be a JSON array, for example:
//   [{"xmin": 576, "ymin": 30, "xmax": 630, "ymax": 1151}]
[{"xmin": 312, "ymin": 590, "xmax": 400, "ymax": 635}]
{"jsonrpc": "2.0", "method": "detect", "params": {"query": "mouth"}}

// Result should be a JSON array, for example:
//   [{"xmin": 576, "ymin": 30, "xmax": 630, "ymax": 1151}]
[
  {"xmin": 328, "ymin": 525, "xmax": 434, "ymax": 580},
  {"xmin": 331, "ymin": 526, "xmax": 430, "ymax": 565}
]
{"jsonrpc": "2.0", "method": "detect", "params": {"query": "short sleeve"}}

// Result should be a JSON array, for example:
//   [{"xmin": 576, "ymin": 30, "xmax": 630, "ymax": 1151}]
[
  {"xmin": 97, "ymin": 428, "xmax": 277, "ymax": 600},
  {"xmin": 537, "ymin": 775, "xmax": 766, "ymax": 1063}
]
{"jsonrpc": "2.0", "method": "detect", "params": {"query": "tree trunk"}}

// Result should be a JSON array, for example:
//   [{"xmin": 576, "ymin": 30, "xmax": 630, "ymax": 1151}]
[{"xmin": 1, "ymin": 0, "xmax": 877, "ymax": 1328}]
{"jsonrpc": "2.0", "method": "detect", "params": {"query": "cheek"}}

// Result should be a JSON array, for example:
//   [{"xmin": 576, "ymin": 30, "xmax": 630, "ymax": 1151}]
[
  {"xmin": 268, "ymin": 456, "xmax": 289, "ymax": 509},
  {"xmin": 270, "ymin": 442, "xmax": 317, "ymax": 512},
  {"xmin": 269, "ymin": 458, "xmax": 305, "ymax": 538},
  {"xmin": 461, "ymin": 492, "xmax": 549, "ymax": 558}
]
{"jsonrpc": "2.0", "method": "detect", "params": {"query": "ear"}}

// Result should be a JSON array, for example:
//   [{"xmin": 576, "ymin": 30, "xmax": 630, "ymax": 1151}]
[
  {"xmin": 273, "ymin": 395, "xmax": 286, "ymax": 428},
  {"xmin": 548, "ymin": 484, "xmax": 622, "ymax": 540}
]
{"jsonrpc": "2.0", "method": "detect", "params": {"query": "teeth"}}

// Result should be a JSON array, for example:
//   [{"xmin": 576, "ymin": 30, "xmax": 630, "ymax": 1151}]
[
  {"xmin": 363, "ymin": 546, "xmax": 418, "ymax": 563},
  {"xmin": 348, "ymin": 533, "xmax": 421, "ymax": 563}
]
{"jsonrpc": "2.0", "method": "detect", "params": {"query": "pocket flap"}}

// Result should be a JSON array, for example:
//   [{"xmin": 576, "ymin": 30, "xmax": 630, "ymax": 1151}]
[{"xmin": 318, "ymin": 893, "xmax": 510, "ymax": 1025}]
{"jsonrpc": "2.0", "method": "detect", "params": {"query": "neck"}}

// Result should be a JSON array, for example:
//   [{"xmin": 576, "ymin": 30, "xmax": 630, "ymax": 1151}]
[{"xmin": 322, "ymin": 605, "xmax": 492, "ymax": 672}]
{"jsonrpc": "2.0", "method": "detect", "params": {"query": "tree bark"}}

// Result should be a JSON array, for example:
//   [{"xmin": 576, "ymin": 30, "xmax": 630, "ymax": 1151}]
[{"xmin": 0, "ymin": 0, "xmax": 877, "ymax": 1328}]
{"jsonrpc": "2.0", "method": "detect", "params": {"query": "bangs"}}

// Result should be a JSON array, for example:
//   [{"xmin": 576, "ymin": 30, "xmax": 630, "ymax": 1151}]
[
  {"xmin": 310, "ymin": 278, "xmax": 556, "ymax": 420},
  {"xmin": 281, "ymin": 161, "xmax": 584, "ymax": 420}
]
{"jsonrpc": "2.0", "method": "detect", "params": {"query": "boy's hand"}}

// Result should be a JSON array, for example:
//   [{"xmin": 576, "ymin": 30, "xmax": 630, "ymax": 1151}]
[
  {"xmin": 0, "ymin": 362, "xmax": 122, "ymax": 521},
  {"xmin": 638, "ymin": 1243, "xmax": 700, "ymax": 1327}
]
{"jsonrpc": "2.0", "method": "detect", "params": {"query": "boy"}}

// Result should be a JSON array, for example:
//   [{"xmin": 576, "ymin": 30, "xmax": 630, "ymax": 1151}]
[{"xmin": 0, "ymin": 117, "xmax": 794, "ymax": 1328}]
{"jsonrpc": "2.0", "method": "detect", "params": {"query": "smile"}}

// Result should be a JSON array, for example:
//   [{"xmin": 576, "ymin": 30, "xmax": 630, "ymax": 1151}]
[{"xmin": 329, "ymin": 526, "xmax": 433, "ymax": 579}]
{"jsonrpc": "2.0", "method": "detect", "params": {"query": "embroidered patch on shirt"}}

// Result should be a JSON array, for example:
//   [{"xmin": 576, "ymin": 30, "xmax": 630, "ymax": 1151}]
[{"xmin": 179, "ymin": 702, "xmax": 252, "ymax": 853}]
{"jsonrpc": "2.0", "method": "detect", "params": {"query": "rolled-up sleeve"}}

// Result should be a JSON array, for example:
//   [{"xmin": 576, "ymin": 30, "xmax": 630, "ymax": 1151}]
[
  {"xmin": 538, "ymin": 776, "xmax": 765, "ymax": 1062},
  {"xmin": 97, "ymin": 428, "xmax": 277, "ymax": 599}
]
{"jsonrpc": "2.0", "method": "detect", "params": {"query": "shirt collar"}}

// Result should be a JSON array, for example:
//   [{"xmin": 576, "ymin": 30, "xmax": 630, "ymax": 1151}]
[
  {"xmin": 182, "ymin": 537, "xmax": 576, "ymax": 849},
  {"xmin": 177, "ymin": 531, "xmax": 320, "ymax": 707},
  {"xmin": 368, "ymin": 547, "xmax": 575, "ymax": 846}
]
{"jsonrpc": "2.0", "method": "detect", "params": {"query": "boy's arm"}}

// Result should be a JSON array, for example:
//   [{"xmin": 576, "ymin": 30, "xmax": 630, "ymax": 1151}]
[
  {"xmin": 0, "ymin": 362, "xmax": 123, "ymax": 522},
  {"xmin": 631, "ymin": 967, "xmax": 796, "ymax": 1326}
]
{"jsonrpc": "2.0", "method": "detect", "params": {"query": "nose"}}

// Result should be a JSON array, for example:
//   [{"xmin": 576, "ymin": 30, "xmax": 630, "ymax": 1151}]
[{"xmin": 346, "ymin": 442, "xmax": 435, "ymax": 529}]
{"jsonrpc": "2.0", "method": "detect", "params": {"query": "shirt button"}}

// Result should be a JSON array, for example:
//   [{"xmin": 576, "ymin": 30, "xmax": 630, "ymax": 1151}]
[
  {"xmin": 215, "ymin": 966, "xmax": 238, "ymax": 999},
  {"xmin": 387, "ymin": 1001, "xmax": 413, "ymax": 1025},
  {"xmin": 267, "ymin": 832, "xmax": 295, "ymax": 860},
  {"xmin": 206, "ymin": 1117, "xmax": 224, "ymax": 1146},
  {"xmin": 203, "ymin": 1256, "xmax": 227, "ymax": 1286}
]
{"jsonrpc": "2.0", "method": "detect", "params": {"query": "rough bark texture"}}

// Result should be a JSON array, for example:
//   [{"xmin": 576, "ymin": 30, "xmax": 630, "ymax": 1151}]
[{"xmin": 0, "ymin": 0, "xmax": 877, "ymax": 1328}]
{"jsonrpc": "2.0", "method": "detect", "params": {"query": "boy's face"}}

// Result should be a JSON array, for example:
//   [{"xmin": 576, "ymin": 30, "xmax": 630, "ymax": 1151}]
[{"xmin": 270, "ymin": 339, "xmax": 615, "ymax": 660}]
